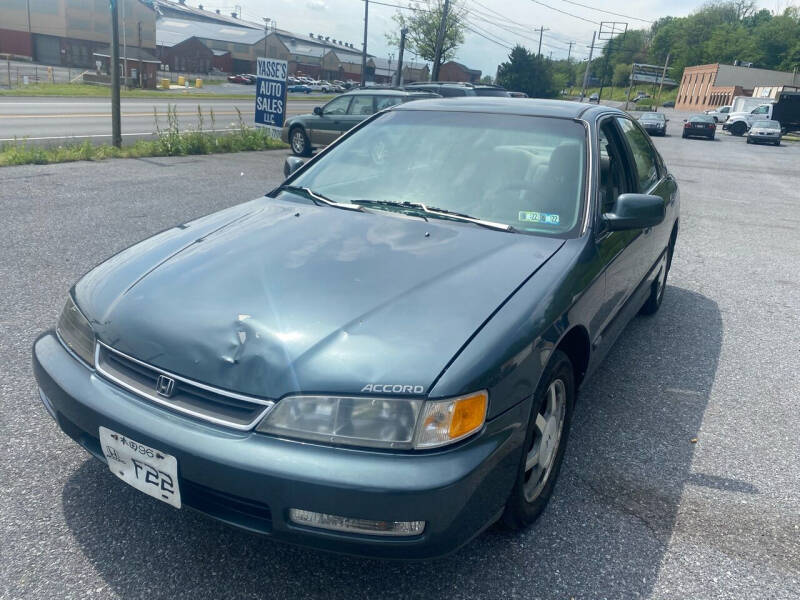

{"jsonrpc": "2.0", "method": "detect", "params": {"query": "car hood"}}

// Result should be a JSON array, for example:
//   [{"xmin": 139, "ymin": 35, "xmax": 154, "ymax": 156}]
[{"xmin": 76, "ymin": 196, "xmax": 563, "ymax": 399}]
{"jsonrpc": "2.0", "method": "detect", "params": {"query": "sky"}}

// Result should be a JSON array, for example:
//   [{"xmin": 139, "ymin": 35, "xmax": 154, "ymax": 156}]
[{"xmin": 186, "ymin": 0, "xmax": 791, "ymax": 77}]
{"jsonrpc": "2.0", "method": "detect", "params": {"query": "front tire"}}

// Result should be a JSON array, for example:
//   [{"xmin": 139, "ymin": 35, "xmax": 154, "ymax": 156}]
[
  {"xmin": 730, "ymin": 122, "xmax": 747, "ymax": 136},
  {"xmin": 501, "ymin": 350, "xmax": 574, "ymax": 530},
  {"xmin": 290, "ymin": 126, "xmax": 311, "ymax": 157}
]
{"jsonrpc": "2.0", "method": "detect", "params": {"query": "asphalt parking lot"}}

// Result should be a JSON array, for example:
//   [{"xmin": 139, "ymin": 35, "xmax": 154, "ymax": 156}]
[{"xmin": 1, "ymin": 124, "xmax": 799, "ymax": 599}]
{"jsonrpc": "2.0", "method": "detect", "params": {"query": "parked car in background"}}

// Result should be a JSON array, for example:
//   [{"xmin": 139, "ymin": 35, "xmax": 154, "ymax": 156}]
[
  {"xmin": 473, "ymin": 85, "xmax": 511, "ymax": 97},
  {"xmin": 509, "ymin": 91, "xmax": 529, "ymax": 98},
  {"xmin": 227, "ymin": 74, "xmax": 253, "ymax": 84},
  {"xmin": 704, "ymin": 105, "xmax": 731, "ymax": 123},
  {"xmin": 682, "ymin": 115, "xmax": 716, "ymax": 139},
  {"xmin": 632, "ymin": 92, "xmax": 651, "ymax": 103},
  {"xmin": 306, "ymin": 81, "xmax": 325, "ymax": 92},
  {"xmin": 747, "ymin": 119, "xmax": 782, "ymax": 146},
  {"xmin": 282, "ymin": 88, "xmax": 438, "ymax": 156},
  {"xmin": 638, "ymin": 112, "xmax": 668, "ymax": 136},
  {"xmin": 288, "ymin": 84, "xmax": 311, "ymax": 94},
  {"xmin": 588, "ymin": 93, "xmax": 599, "ymax": 103},
  {"xmin": 405, "ymin": 82, "xmax": 477, "ymax": 97},
  {"xmin": 33, "ymin": 98, "xmax": 678, "ymax": 559},
  {"xmin": 662, "ymin": 101, "xmax": 675, "ymax": 108}
]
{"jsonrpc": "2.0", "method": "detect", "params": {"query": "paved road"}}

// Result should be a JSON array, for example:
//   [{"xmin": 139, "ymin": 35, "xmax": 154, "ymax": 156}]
[
  {"xmin": 1, "ymin": 128, "xmax": 799, "ymax": 599},
  {"xmin": 0, "ymin": 97, "xmax": 322, "ymax": 144}
]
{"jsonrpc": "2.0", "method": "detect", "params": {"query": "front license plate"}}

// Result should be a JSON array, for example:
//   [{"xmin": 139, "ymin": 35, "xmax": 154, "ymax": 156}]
[{"xmin": 99, "ymin": 426, "xmax": 181, "ymax": 508}]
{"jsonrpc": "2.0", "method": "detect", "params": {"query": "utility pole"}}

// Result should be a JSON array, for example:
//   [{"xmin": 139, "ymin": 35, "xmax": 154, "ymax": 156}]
[
  {"xmin": 624, "ymin": 62, "xmax": 634, "ymax": 110},
  {"xmin": 566, "ymin": 41, "xmax": 575, "ymax": 94},
  {"xmin": 580, "ymin": 31, "xmax": 596, "ymax": 101},
  {"xmin": 360, "ymin": 0, "xmax": 369, "ymax": 86},
  {"xmin": 431, "ymin": 0, "xmax": 451, "ymax": 81},
  {"xmin": 655, "ymin": 52, "xmax": 670, "ymax": 111},
  {"xmin": 121, "ymin": 0, "xmax": 127, "ymax": 89},
  {"xmin": 537, "ymin": 26, "xmax": 549, "ymax": 57},
  {"xmin": 597, "ymin": 21, "xmax": 627, "ymax": 103},
  {"xmin": 263, "ymin": 18, "xmax": 270, "ymax": 58},
  {"xmin": 137, "ymin": 21, "xmax": 142, "ymax": 88},
  {"xmin": 110, "ymin": 0, "xmax": 122, "ymax": 148},
  {"xmin": 394, "ymin": 27, "xmax": 407, "ymax": 86}
]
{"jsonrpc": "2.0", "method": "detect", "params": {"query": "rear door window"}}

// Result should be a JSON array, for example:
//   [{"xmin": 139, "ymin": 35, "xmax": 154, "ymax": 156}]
[
  {"xmin": 375, "ymin": 96, "xmax": 403, "ymax": 111},
  {"xmin": 348, "ymin": 95, "xmax": 374, "ymax": 116}
]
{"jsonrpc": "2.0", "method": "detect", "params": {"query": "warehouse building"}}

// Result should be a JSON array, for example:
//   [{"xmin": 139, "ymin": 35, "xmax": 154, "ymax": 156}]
[
  {"xmin": 676, "ymin": 63, "xmax": 800, "ymax": 111},
  {"xmin": 0, "ymin": 0, "xmax": 156, "ymax": 67}
]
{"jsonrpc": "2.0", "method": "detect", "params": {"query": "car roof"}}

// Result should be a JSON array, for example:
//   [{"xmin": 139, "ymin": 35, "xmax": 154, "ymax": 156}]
[
  {"xmin": 346, "ymin": 88, "xmax": 427, "ymax": 97},
  {"xmin": 392, "ymin": 97, "xmax": 619, "ymax": 119}
]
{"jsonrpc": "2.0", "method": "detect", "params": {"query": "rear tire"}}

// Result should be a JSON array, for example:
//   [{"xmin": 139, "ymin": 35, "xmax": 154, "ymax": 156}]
[
  {"xmin": 775, "ymin": 140, "xmax": 781, "ymax": 146},
  {"xmin": 501, "ymin": 350, "xmax": 574, "ymax": 530},
  {"xmin": 746, "ymin": 138, "xmax": 752, "ymax": 144}
]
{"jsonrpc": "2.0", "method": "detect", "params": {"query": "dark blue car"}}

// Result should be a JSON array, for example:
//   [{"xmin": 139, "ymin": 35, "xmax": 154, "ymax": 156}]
[{"xmin": 33, "ymin": 98, "xmax": 679, "ymax": 559}]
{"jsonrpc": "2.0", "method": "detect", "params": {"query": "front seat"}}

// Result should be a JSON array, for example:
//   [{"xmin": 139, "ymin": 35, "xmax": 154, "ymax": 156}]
[{"xmin": 531, "ymin": 143, "xmax": 582, "ymax": 221}]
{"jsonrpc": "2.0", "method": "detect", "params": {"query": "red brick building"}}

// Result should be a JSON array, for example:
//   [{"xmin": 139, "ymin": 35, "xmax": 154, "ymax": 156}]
[
  {"xmin": 438, "ymin": 60, "xmax": 481, "ymax": 83},
  {"xmin": 676, "ymin": 63, "xmax": 800, "ymax": 111}
]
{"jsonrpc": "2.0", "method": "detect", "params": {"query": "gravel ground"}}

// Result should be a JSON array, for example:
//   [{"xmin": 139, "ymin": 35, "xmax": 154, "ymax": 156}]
[{"xmin": 1, "ymin": 127, "xmax": 799, "ymax": 599}]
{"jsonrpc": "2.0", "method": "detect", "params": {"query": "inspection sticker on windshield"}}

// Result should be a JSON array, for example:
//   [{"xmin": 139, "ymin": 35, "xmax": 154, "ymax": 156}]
[{"xmin": 518, "ymin": 211, "xmax": 560, "ymax": 225}]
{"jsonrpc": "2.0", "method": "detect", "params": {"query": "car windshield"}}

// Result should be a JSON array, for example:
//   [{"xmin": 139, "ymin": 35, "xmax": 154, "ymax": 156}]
[
  {"xmin": 640, "ymin": 113, "xmax": 664, "ymax": 121},
  {"xmin": 286, "ymin": 110, "xmax": 587, "ymax": 237},
  {"xmin": 474, "ymin": 88, "xmax": 511, "ymax": 97},
  {"xmin": 753, "ymin": 120, "xmax": 780, "ymax": 128}
]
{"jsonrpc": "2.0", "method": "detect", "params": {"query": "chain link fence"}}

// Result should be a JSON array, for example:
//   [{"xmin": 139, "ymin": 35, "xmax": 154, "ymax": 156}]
[{"xmin": 1, "ymin": 60, "xmax": 87, "ymax": 88}]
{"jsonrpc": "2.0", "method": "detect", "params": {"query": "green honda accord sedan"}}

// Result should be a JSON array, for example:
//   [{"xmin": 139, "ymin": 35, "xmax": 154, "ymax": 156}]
[{"xmin": 281, "ymin": 88, "xmax": 438, "ymax": 156}]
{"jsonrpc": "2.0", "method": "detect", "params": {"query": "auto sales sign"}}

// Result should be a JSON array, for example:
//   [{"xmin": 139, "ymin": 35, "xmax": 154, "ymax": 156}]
[{"xmin": 255, "ymin": 57, "xmax": 287, "ymax": 134}]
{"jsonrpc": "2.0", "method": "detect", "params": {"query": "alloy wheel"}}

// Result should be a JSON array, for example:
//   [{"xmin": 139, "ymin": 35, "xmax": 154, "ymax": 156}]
[
  {"xmin": 523, "ymin": 378, "xmax": 567, "ymax": 502},
  {"xmin": 291, "ymin": 130, "xmax": 306, "ymax": 154}
]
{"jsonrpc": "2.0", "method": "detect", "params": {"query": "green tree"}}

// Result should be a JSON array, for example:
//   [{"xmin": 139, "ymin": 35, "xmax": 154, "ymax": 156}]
[
  {"xmin": 387, "ymin": 1, "xmax": 466, "ymax": 75},
  {"xmin": 480, "ymin": 74, "xmax": 494, "ymax": 84},
  {"xmin": 496, "ymin": 45, "xmax": 558, "ymax": 98},
  {"xmin": 613, "ymin": 63, "xmax": 631, "ymax": 87}
]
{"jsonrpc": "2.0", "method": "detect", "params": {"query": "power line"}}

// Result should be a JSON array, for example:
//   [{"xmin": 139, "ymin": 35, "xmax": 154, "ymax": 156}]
[
  {"xmin": 554, "ymin": 0, "xmax": 652, "ymax": 24},
  {"xmin": 467, "ymin": 0, "xmax": 577, "ymax": 46},
  {"xmin": 524, "ymin": 0, "xmax": 600, "ymax": 25}
]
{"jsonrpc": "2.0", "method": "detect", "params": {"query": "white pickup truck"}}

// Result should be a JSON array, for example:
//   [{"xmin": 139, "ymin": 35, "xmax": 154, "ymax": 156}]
[
  {"xmin": 722, "ymin": 91, "xmax": 800, "ymax": 136},
  {"xmin": 704, "ymin": 105, "xmax": 731, "ymax": 122}
]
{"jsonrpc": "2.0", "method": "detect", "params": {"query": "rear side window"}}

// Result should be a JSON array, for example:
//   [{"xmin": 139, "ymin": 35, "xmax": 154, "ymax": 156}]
[
  {"xmin": 348, "ymin": 95, "xmax": 374, "ymax": 116},
  {"xmin": 616, "ymin": 118, "xmax": 659, "ymax": 192},
  {"xmin": 375, "ymin": 96, "xmax": 403, "ymax": 111}
]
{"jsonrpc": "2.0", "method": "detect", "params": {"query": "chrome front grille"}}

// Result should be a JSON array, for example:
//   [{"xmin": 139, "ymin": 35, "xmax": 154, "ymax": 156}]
[{"xmin": 95, "ymin": 343, "xmax": 274, "ymax": 430}]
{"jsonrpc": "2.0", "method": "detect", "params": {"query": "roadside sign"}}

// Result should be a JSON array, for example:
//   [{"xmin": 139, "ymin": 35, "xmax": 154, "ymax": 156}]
[{"xmin": 255, "ymin": 57, "xmax": 287, "ymax": 136}]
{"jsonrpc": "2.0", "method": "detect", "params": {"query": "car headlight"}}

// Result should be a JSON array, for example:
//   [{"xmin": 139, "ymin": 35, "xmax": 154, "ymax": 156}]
[
  {"xmin": 56, "ymin": 296, "xmax": 95, "ymax": 366},
  {"xmin": 257, "ymin": 390, "xmax": 488, "ymax": 450}
]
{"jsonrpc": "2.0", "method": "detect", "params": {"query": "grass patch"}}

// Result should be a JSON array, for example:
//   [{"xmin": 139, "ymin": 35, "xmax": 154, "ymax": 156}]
[
  {"xmin": 0, "ymin": 104, "xmax": 287, "ymax": 167},
  {"xmin": 572, "ymin": 86, "xmax": 679, "ymax": 105},
  {"xmin": 0, "ymin": 82, "xmax": 333, "ymax": 102}
]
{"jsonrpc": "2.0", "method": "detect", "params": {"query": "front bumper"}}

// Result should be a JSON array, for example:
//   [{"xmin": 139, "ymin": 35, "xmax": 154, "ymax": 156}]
[
  {"xmin": 33, "ymin": 331, "xmax": 528, "ymax": 559},
  {"xmin": 748, "ymin": 132, "xmax": 780, "ymax": 141}
]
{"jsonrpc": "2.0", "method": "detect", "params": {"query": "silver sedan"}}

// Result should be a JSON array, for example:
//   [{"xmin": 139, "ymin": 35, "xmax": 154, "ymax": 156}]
[{"xmin": 747, "ymin": 119, "xmax": 782, "ymax": 146}]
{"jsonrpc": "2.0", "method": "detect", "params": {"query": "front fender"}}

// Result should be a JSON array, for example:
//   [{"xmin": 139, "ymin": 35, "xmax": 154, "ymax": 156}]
[{"xmin": 429, "ymin": 237, "xmax": 595, "ymax": 419}]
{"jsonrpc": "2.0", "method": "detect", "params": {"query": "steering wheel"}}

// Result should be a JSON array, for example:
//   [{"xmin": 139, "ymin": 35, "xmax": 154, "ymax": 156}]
[{"xmin": 484, "ymin": 181, "xmax": 539, "ymax": 218}]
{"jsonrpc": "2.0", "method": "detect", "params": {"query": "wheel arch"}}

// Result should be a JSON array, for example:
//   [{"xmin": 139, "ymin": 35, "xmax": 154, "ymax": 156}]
[{"xmin": 553, "ymin": 325, "xmax": 591, "ymax": 389}]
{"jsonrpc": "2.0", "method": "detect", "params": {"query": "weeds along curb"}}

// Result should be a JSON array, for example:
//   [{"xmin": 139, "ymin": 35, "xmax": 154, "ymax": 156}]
[{"xmin": 0, "ymin": 104, "xmax": 288, "ymax": 167}]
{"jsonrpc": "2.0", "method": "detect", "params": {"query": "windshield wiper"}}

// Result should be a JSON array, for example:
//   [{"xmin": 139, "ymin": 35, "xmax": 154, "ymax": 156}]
[
  {"xmin": 352, "ymin": 199, "xmax": 515, "ymax": 232},
  {"xmin": 276, "ymin": 185, "xmax": 364, "ymax": 212}
]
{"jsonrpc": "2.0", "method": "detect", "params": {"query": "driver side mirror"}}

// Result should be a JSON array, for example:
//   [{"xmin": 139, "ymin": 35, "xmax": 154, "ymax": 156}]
[
  {"xmin": 313, "ymin": 106, "xmax": 323, "ymax": 116},
  {"xmin": 603, "ymin": 194, "xmax": 665, "ymax": 231},
  {"xmin": 283, "ymin": 156, "xmax": 305, "ymax": 178}
]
